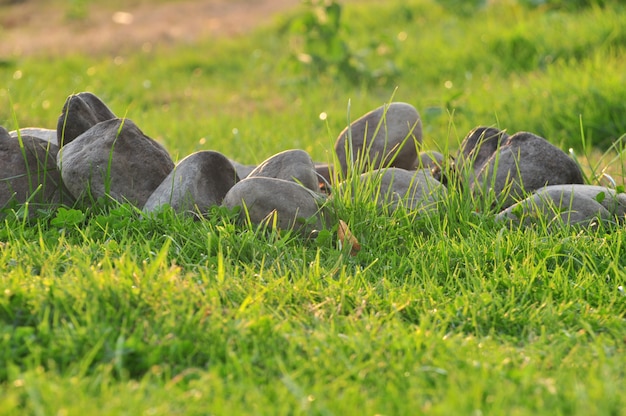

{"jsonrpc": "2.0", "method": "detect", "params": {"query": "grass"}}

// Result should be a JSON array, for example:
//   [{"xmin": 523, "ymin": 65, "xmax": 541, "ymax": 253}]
[{"xmin": 1, "ymin": 0, "xmax": 626, "ymax": 414}]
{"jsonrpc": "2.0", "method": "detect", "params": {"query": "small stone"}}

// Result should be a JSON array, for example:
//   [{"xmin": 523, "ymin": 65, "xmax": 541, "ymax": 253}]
[
  {"xmin": 57, "ymin": 118, "xmax": 174, "ymax": 208},
  {"xmin": 10, "ymin": 128, "xmax": 57, "ymax": 145},
  {"xmin": 496, "ymin": 184, "xmax": 626, "ymax": 227},
  {"xmin": 56, "ymin": 92, "xmax": 117, "ymax": 147},
  {"xmin": 456, "ymin": 126, "xmax": 509, "ymax": 180},
  {"xmin": 247, "ymin": 149, "xmax": 319, "ymax": 191},
  {"xmin": 222, "ymin": 176, "xmax": 329, "ymax": 232},
  {"xmin": 472, "ymin": 131, "xmax": 584, "ymax": 209},
  {"xmin": 413, "ymin": 151, "xmax": 444, "ymax": 170},
  {"xmin": 143, "ymin": 151, "xmax": 239, "ymax": 215},
  {"xmin": 314, "ymin": 163, "xmax": 332, "ymax": 190},
  {"xmin": 1, "ymin": 126, "xmax": 72, "ymax": 213},
  {"xmin": 333, "ymin": 102, "xmax": 422, "ymax": 179},
  {"xmin": 229, "ymin": 159, "xmax": 256, "ymax": 180},
  {"xmin": 338, "ymin": 167, "xmax": 446, "ymax": 213}
]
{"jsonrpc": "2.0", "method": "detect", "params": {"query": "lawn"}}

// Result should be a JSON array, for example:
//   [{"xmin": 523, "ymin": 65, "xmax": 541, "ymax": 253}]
[{"xmin": 1, "ymin": 0, "xmax": 626, "ymax": 414}]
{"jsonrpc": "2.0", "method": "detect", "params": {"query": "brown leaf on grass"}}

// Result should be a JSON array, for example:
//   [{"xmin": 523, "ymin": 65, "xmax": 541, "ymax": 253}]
[{"xmin": 338, "ymin": 219, "xmax": 361, "ymax": 256}]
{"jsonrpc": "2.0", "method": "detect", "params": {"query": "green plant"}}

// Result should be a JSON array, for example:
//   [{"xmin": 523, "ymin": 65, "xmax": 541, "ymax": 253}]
[{"xmin": 285, "ymin": 0, "xmax": 399, "ymax": 86}]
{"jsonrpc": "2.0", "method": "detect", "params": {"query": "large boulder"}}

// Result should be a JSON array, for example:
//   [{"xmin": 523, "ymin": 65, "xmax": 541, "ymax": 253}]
[
  {"xmin": 471, "ymin": 132, "xmax": 584, "ymax": 209},
  {"xmin": 247, "ymin": 149, "xmax": 319, "ymax": 192},
  {"xmin": 333, "ymin": 102, "xmax": 422, "ymax": 179},
  {"xmin": 496, "ymin": 184, "xmax": 626, "ymax": 227},
  {"xmin": 57, "ymin": 118, "xmax": 174, "ymax": 207},
  {"xmin": 57, "ymin": 92, "xmax": 117, "ymax": 147},
  {"xmin": 222, "ymin": 177, "xmax": 328, "ymax": 232},
  {"xmin": 143, "ymin": 150, "xmax": 239, "ymax": 215},
  {"xmin": 1, "ymin": 126, "xmax": 72, "ymax": 213}
]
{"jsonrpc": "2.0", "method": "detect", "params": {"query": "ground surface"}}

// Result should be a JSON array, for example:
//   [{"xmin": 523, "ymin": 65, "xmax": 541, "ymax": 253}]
[{"xmin": 0, "ymin": 0, "xmax": 299, "ymax": 57}]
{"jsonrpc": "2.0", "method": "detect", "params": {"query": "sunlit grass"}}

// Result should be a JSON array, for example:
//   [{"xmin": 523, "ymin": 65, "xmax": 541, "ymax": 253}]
[{"xmin": 1, "ymin": 0, "xmax": 626, "ymax": 415}]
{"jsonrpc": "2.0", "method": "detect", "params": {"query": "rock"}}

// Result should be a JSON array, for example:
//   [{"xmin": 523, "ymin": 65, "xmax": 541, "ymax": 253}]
[
  {"xmin": 413, "ymin": 151, "xmax": 444, "ymax": 170},
  {"xmin": 338, "ymin": 167, "xmax": 446, "ymax": 213},
  {"xmin": 333, "ymin": 102, "xmax": 422, "ymax": 179},
  {"xmin": 456, "ymin": 126, "xmax": 509, "ymax": 179},
  {"xmin": 222, "ymin": 177, "xmax": 328, "ymax": 232},
  {"xmin": 10, "ymin": 128, "xmax": 57, "ymax": 144},
  {"xmin": 229, "ymin": 159, "xmax": 256, "ymax": 180},
  {"xmin": 57, "ymin": 118, "xmax": 174, "ymax": 208},
  {"xmin": 471, "ymin": 132, "xmax": 584, "ymax": 209},
  {"xmin": 496, "ymin": 184, "xmax": 626, "ymax": 226},
  {"xmin": 1, "ymin": 126, "xmax": 73, "ymax": 213},
  {"xmin": 315, "ymin": 163, "xmax": 332, "ymax": 190},
  {"xmin": 56, "ymin": 92, "xmax": 117, "ymax": 147},
  {"xmin": 247, "ymin": 149, "xmax": 319, "ymax": 192},
  {"xmin": 143, "ymin": 151, "xmax": 239, "ymax": 215}
]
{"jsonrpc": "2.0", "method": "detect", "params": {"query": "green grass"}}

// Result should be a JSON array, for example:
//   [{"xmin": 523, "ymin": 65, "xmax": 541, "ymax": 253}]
[{"xmin": 1, "ymin": 0, "xmax": 626, "ymax": 414}]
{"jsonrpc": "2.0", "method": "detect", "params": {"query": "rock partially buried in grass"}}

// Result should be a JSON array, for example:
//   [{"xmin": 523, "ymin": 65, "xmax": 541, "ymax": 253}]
[
  {"xmin": 333, "ymin": 102, "xmax": 422, "ymax": 179},
  {"xmin": 222, "ymin": 176, "xmax": 328, "ymax": 232},
  {"xmin": 471, "ymin": 132, "xmax": 584, "ymax": 209},
  {"xmin": 1, "ymin": 126, "xmax": 73, "ymax": 213},
  {"xmin": 57, "ymin": 92, "xmax": 117, "ymax": 147},
  {"xmin": 496, "ymin": 184, "xmax": 626, "ymax": 227},
  {"xmin": 247, "ymin": 149, "xmax": 319, "ymax": 192},
  {"xmin": 143, "ymin": 150, "xmax": 239, "ymax": 215},
  {"xmin": 456, "ymin": 126, "xmax": 509, "ymax": 180},
  {"xmin": 338, "ymin": 167, "xmax": 446, "ymax": 213},
  {"xmin": 57, "ymin": 118, "xmax": 174, "ymax": 208},
  {"xmin": 10, "ymin": 128, "xmax": 57, "ymax": 145},
  {"xmin": 413, "ymin": 150, "xmax": 444, "ymax": 170}
]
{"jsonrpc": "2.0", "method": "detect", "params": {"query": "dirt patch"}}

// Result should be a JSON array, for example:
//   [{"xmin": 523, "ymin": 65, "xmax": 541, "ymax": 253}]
[{"xmin": 0, "ymin": 0, "xmax": 300, "ymax": 57}]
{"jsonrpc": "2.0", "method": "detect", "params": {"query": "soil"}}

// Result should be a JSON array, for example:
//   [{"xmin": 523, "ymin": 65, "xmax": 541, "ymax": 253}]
[{"xmin": 0, "ymin": 0, "xmax": 300, "ymax": 57}]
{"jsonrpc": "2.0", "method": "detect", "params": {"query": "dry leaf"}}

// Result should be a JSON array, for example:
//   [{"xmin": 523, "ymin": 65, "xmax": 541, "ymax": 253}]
[{"xmin": 338, "ymin": 219, "xmax": 361, "ymax": 256}]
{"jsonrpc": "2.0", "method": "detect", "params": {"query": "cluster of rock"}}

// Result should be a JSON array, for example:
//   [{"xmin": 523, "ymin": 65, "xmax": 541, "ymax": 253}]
[{"xmin": 2, "ymin": 91, "xmax": 625, "ymax": 231}]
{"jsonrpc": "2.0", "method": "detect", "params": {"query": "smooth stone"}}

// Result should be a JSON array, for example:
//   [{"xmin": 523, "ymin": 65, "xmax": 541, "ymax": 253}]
[
  {"xmin": 56, "ymin": 92, "xmax": 117, "ymax": 147},
  {"xmin": 222, "ymin": 176, "xmax": 328, "ymax": 232},
  {"xmin": 333, "ymin": 102, "xmax": 422, "ymax": 178},
  {"xmin": 247, "ymin": 149, "xmax": 318, "ymax": 192},
  {"xmin": 229, "ymin": 159, "xmax": 256, "ymax": 180},
  {"xmin": 496, "ymin": 184, "xmax": 626, "ymax": 226},
  {"xmin": 472, "ymin": 131, "xmax": 584, "ymax": 209},
  {"xmin": 10, "ymin": 128, "xmax": 57, "ymax": 144},
  {"xmin": 1, "ymin": 126, "xmax": 73, "ymax": 212},
  {"xmin": 57, "ymin": 118, "xmax": 174, "ymax": 208},
  {"xmin": 413, "ymin": 151, "xmax": 444, "ymax": 170},
  {"xmin": 456, "ymin": 126, "xmax": 509, "ymax": 179},
  {"xmin": 143, "ymin": 151, "xmax": 239, "ymax": 215},
  {"xmin": 339, "ymin": 167, "xmax": 446, "ymax": 213}
]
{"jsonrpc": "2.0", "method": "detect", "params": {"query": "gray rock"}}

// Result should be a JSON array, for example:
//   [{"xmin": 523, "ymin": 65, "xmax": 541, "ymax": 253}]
[
  {"xmin": 338, "ymin": 167, "xmax": 446, "ymax": 213},
  {"xmin": 57, "ymin": 92, "xmax": 117, "ymax": 147},
  {"xmin": 10, "ymin": 128, "xmax": 57, "ymax": 144},
  {"xmin": 57, "ymin": 118, "xmax": 174, "ymax": 207},
  {"xmin": 334, "ymin": 102, "xmax": 422, "ymax": 178},
  {"xmin": 413, "ymin": 151, "xmax": 444, "ymax": 170},
  {"xmin": 472, "ymin": 132, "xmax": 584, "ymax": 209},
  {"xmin": 496, "ymin": 184, "xmax": 626, "ymax": 226},
  {"xmin": 247, "ymin": 149, "xmax": 319, "ymax": 192},
  {"xmin": 229, "ymin": 159, "xmax": 256, "ymax": 180},
  {"xmin": 456, "ymin": 126, "xmax": 508, "ymax": 179},
  {"xmin": 1, "ymin": 126, "xmax": 73, "ymax": 213},
  {"xmin": 222, "ymin": 177, "xmax": 328, "ymax": 232},
  {"xmin": 143, "ymin": 151, "xmax": 239, "ymax": 215}
]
